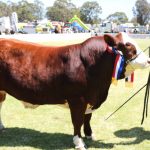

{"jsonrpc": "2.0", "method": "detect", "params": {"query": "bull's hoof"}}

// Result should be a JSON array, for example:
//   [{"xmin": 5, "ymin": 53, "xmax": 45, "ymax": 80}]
[
  {"xmin": 85, "ymin": 133, "xmax": 96, "ymax": 141},
  {"xmin": 73, "ymin": 135, "xmax": 87, "ymax": 150}
]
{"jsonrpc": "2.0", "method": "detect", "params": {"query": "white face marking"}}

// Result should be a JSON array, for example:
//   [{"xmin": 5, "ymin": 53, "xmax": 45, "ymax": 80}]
[{"xmin": 121, "ymin": 32, "xmax": 150, "ymax": 77}]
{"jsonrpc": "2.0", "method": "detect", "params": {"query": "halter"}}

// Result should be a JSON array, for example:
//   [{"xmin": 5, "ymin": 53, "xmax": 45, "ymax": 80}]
[
  {"xmin": 126, "ymin": 55, "xmax": 138, "ymax": 64},
  {"xmin": 126, "ymin": 50, "xmax": 143, "ymax": 70},
  {"xmin": 106, "ymin": 44, "xmax": 140, "ymax": 66}
]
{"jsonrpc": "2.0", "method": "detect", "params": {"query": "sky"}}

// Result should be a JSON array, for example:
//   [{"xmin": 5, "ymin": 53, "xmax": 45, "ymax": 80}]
[
  {"xmin": 38, "ymin": 0, "xmax": 136, "ymax": 19},
  {"xmin": 4, "ymin": 0, "xmax": 150, "ymax": 20}
]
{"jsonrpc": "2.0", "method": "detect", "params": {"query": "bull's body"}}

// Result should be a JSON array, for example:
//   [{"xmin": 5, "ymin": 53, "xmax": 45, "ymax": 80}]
[
  {"xmin": 0, "ymin": 33, "xmax": 149, "ymax": 150},
  {"xmin": 0, "ymin": 36, "xmax": 114, "ymax": 108}
]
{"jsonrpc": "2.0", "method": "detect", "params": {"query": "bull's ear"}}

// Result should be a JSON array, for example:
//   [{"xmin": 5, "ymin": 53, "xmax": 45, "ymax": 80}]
[
  {"xmin": 104, "ymin": 34, "xmax": 117, "ymax": 47},
  {"xmin": 117, "ymin": 42, "xmax": 125, "ymax": 50}
]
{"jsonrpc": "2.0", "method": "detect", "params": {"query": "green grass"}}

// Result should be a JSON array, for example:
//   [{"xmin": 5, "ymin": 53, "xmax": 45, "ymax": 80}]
[{"xmin": 0, "ymin": 39, "xmax": 150, "ymax": 150}]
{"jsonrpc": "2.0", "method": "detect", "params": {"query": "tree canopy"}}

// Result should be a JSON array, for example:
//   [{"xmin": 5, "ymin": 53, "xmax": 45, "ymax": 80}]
[
  {"xmin": 46, "ymin": 0, "xmax": 79, "ymax": 22},
  {"xmin": 0, "ymin": 0, "xmax": 149, "ymax": 25},
  {"xmin": 133, "ymin": 0, "xmax": 150, "ymax": 25},
  {"xmin": 107, "ymin": 12, "xmax": 128, "ymax": 24},
  {"xmin": 80, "ymin": 1, "xmax": 102, "ymax": 24},
  {"xmin": 0, "ymin": 0, "xmax": 44, "ymax": 22}
]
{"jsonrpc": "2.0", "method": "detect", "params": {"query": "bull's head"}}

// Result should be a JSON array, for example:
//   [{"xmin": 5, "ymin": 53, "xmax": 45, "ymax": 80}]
[{"xmin": 104, "ymin": 32, "xmax": 150, "ymax": 77}]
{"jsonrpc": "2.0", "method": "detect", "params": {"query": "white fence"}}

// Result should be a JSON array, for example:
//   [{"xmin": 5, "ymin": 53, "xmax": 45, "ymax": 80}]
[
  {"xmin": 0, "ymin": 33, "xmax": 150, "ymax": 46},
  {"xmin": 0, "ymin": 33, "xmax": 92, "ymax": 45}
]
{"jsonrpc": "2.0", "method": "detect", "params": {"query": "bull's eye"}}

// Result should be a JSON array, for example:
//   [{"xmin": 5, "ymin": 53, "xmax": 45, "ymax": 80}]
[
  {"xmin": 127, "ymin": 53, "xmax": 133, "ymax": 59},
  {"xmin": 125, "ymin": 42, "xmax": 131, "ymax": 46}
]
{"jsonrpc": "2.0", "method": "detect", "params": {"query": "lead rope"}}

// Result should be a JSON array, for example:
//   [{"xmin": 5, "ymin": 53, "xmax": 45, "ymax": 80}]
[
  {"xmin": 141, "ymin": 72, "xmax": 150, "ymax": 124},
  {"xmin": 105, "ymin": 83, "xmax": 147, "ymax": 121},
  {"xmin": 105, "ymin": 46, "xmax": 150, "ymax": 123},
  {"xmin": 141, "ymin": 46, "xmax": 150, "ymax": 125}
]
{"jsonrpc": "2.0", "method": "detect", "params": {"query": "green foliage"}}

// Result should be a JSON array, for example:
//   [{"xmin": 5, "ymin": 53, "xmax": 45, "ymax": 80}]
[
  {"xmin": 16, "ymin": 0, "xmax": 44, "ymax": 22},
  {"xmin": 133, "ymin": 0, "xmax": 150, "ymax": 25},
  {"xmin": 46, "ymin": 0, "xmax": 80, "ymax": 22},
  {"xmin": 1, "ymin": 0, "xmax": 150, "ymax": 26},
  {"xmin": 80, "ymin": 1, "xmax": 102, "ymax": 24},
  {"xmin": 0, "ymin": 1, "xmax": 15, "ymax": 17},
  {"xmin": 0, "ymin": 0, "xmax": 44, "ymax": 22},
  {"xmin": 33, "ymin": 0, "xmax": 44, "ymax": 20},
  {"xmin": 107, "ymin": 12, "xmax": 128, "ymax": 24}
]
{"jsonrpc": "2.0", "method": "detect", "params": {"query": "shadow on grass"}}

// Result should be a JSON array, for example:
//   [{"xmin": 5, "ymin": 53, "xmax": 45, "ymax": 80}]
[
  {"xmin": 84, "ymin": 138, "xmax": 114, "ymax": 149},
  {"xmin": 0, "ymin": 127, "xmax": 114, "ymax": 149},
  {"xmin": 114, "ymin": 127, "xmax": 150, "ymax": 145}
]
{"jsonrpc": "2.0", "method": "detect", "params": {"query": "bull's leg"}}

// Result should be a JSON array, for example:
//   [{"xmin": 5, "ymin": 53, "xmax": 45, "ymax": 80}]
[
  {"xmin": 0, "ymin": 91, "xmax": 6, "ymax": 130},
  {"xmin": 84, "ymin": 113, "xmax": 96, "ymax": 140},
  {"xmin": 68, "ymin": 99, "xmax": 87, "ymax": 150}
]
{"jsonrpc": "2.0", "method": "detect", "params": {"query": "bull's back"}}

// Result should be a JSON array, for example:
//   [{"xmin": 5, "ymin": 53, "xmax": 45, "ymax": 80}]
[{"xmin": 0, "ymin": 39, "xmax": 86, "ymax": 104}]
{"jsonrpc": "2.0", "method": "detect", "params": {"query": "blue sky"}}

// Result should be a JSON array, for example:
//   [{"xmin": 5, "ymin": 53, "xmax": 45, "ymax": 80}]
[{"xmin": 4, "ymin": 0, "xmax": 150, "ymax": 19}]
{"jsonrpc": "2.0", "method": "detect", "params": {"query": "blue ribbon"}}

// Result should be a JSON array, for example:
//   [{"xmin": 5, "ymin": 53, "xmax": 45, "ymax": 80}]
[
  {"xmin": 117, "ymin": 55, "xmax": 125, "ymax": 79},
  {"xmin": 112, "ymin": 47, "xmax": 117, "ymax": 54}
]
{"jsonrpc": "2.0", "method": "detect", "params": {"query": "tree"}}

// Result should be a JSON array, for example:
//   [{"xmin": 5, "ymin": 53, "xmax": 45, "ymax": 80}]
[
  {"xmin": 0, "ymin": 1, "xmax": 13, "ymax": 17},
  {"xmin": 107, "ymin": 12, "xmax": 128, "ymax": 24},
  {"xmin": 46, "ymin": 0, "xmax": 79, "ymax": 22},
  {"xmin": 80, "ymin": 1, "xmax": 102, "ymax": 24},
  {"xmin": 133, "ymin": 0, "xmax": 150, "ymax": 25},
  {"xmin": 0, "ymin": 0, "xmax": 44, "ymax": 22},
  {"xmin": 15, "ymin": 0, "xmax": 36, "ymax": 22},
  {"xmin": 130, "ymin": 17, "xmax": 139, "ymax": 26},
  {"xmin": 33, "ymin": 0, "xmax": 44, "ymax": 20}
]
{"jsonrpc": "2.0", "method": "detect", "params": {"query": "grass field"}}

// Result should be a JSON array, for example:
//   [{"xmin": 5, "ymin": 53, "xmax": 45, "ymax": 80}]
[{"xmin": 0, "ymin": 38, "xmax": 150, "ymax": 150}]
